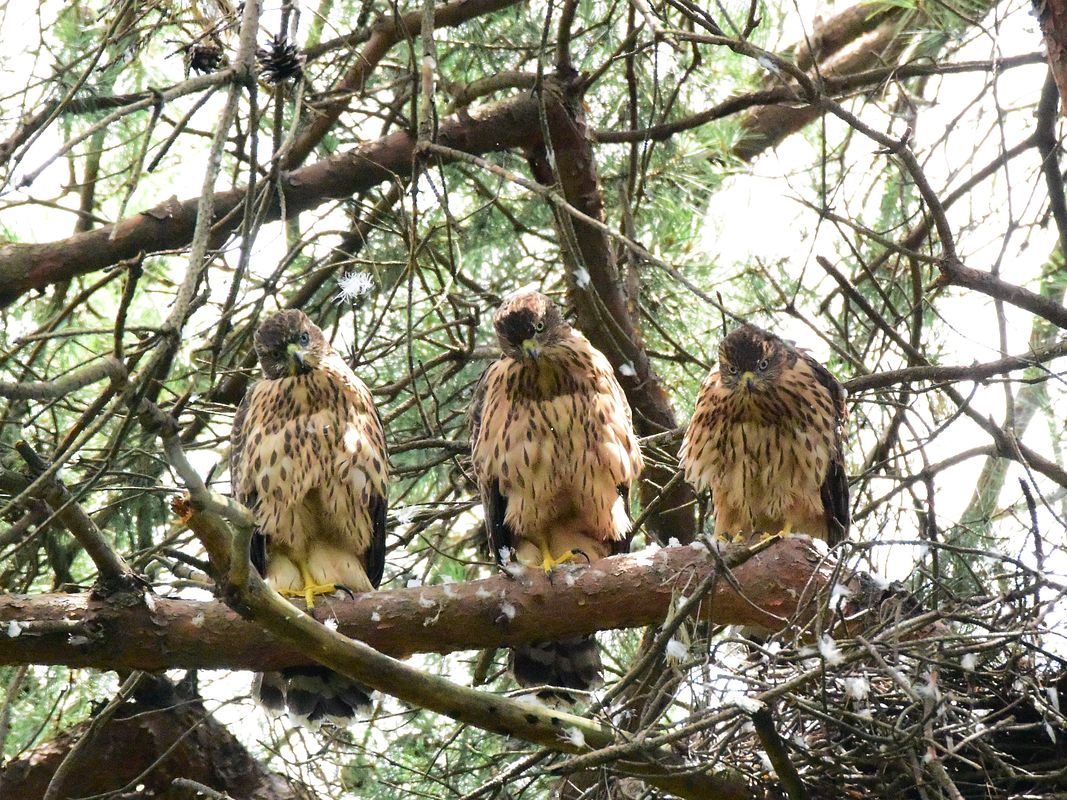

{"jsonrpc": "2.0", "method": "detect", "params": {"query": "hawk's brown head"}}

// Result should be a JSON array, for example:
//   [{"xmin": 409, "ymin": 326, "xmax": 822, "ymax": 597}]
[
  {"xmin": 254, "ymin": 310, "xmax": 330, "ymax": 379},
  {"xmin": 493, "ymin": 287, "xmax": 568, "ymax": 361},
  {"xmin": 718, "ymin": 324, "xmax": 789, "ymax": 394}
]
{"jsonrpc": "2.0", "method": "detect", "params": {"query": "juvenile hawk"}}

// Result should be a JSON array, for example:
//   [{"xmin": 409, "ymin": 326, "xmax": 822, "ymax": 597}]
[
  {"xmin": 679, "ymin": 323, "xmax": 849, "ymax": 544},
  {"xmin": 470, "ymin": 288, "xmax": 643, "ymax": 692},
  {"xmin": 231, "ymin": 310, "xmax": 388, "ymax": 722}
]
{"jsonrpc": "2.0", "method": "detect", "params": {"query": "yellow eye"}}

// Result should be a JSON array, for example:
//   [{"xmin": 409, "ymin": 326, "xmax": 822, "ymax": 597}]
[{"xmin": 534, "ymin": 321, "xmax": 545, "ymax": 332}]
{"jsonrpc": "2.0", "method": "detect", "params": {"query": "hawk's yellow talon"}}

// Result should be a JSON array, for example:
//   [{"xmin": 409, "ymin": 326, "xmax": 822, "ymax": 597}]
[
  {"xmin": 279, "ymin": 561, "xmax": 337, "ymax": 609},
  {"xmin": 539, "ymin": 543, "xmax": 584, "ymax": 572},
  {"xmin": 279, "ymin": 582, "xmax": 337, "ymax": 609},
  {"xmin": 755, "ymin": 523, "xmax": 793, "ymax": 545}
]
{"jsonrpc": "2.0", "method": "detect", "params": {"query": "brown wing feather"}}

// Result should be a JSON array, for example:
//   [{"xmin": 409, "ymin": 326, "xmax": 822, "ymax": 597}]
[
  {"xmin": 231, "ymin": 385, "xmax": 268, "ymax": 575},
  {"xmin": 470, "ymin": 364, "xmax": 518, "ymax": 563},
  {"xmin": 365, "ymin": 404, "xmax": 388, "ymax": 588},
  {"xmin": 230, "ymin": 384, "xmax": 254, "ymax": 509},
  {"xmin": 801, "ymin": 351, "xmax": 850, "ymax": 545}
]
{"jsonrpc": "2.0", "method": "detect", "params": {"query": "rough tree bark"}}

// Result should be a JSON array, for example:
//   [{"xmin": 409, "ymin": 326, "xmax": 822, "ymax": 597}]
[
  {"xmin": 0, "ymin": 675, "xmax": 307, "ymax": 800},
  {"xmin": 1037, "ymin": 0, "xmax": 1067, "ymax": 115},
  {"xmin": 0, "ymin": 539, "xmax": 884, "ymax": 673}
]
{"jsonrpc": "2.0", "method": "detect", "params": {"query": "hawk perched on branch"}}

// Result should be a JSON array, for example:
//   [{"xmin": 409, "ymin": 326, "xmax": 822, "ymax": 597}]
[
  {"xmin": 680, "ymin": 323, "xmax": 849, "ymax": 544},
  {"xmin": 470, "ymin": 288, "xmax": 643, "ymax": 693},
  {"xmin": 231, "ymin": 310, "xmax": 388, "ymax": 723}
]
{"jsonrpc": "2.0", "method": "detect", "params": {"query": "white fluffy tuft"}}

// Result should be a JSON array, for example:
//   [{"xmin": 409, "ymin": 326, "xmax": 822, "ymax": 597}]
[
  {"xmin": 665, "ymin": 638, "xmax": 688, "ymax": 662},
  {"xmin": 818, "ymin": 634, "xmax": 844, "ymax": 667},
  {"xmin": 562, "ymin": 726, "xmax": 587, "ymax": 748},
  {"xmin": 844, "ymin": 676, "xmax": 869, "ymax": 701},
  {"xmin": 333, "ymin": 271, "xmax": 375, "ymax": 304},
  {"xmin": 728, "ymin": 693, "xmax": 765, "ymax": 714}
]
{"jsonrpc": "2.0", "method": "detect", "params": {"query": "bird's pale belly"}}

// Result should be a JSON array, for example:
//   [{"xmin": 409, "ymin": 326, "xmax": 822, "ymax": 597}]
[
  {"xmin": 495, "ymin": 398, "xmax": 634, "ymax": 552},
  {"xmin": 713, "ymin": 421, "xmax": 827, "ymax": 536}
]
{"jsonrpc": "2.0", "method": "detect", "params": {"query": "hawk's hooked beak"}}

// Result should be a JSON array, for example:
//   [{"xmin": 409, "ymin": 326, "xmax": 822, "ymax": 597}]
[
  {"xmin": 740, "ymin": 370, "xmax": 756, "ymax": 391},
  {"xmin": 286, "ymin": 342, "xmax": 317, "ymax": 375},
  {"xmin": 521, "ymin": 339, "xmax": 541, "ymax": 360}
]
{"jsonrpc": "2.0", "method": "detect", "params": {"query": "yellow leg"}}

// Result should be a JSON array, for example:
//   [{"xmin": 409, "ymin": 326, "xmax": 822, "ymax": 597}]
[
  {"xmin": 278, "ymin": 560, "xmax": 336, "ymax": 609},
  {"xmin": 539, "ymin": 541, "xmax": 584, "ymax": 573},
  {"xmin": 757, "ymin": 522, "xmax": 793, "ymax": 543}
]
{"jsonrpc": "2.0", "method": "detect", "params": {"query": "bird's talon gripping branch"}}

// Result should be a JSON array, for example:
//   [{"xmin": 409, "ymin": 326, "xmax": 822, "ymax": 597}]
[
  {"xmin": 539, "ymin": 543, "xmax": 584, "ymax": 573},
  {"xmin": 759, "ymin": 523, "xmax": 793, "ymax": 544},
  {"xmin": 279, "ymin": 582, "xmax": 338, "ymax": 610},
  {"xmin": 277, "ymin": 559, "xmax": 339, "ymax": 609}
]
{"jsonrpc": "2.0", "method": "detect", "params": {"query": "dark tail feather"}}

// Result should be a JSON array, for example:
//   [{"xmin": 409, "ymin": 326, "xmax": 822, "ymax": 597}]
[
  {"xmin": 253, "ymin": 666, "xmax": 372, "ymax": 724},
  {"xmin": 511, "ymin": 637, "xmax": 603, "ymax": 698}
]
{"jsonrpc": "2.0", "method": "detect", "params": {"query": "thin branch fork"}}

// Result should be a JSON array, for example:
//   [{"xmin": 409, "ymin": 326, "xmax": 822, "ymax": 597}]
[
  {"xmin": 9, "ymin": 441, "xmax": 134, "ymax": 587},
  {"xmin": 0, "ymin": 356, "xmax": 126, "ymax": 400},
  {"xmin": 931, "ymin": 259, "xmax": 1067, "ymax": 331},
  {"xmin": 844, "ymin": 337, "xmax": 1067, "ymax": 393}
]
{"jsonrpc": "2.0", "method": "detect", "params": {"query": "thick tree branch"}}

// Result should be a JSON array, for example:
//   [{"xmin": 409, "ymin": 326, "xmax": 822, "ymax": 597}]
[
  {"xmin": 732, "ymin": 13, "xmax": 905, "ymax": 161},
  {"xmin": 0, "ymin": 539, "xmax": 834, "ymax": 672},
  {"xmin": 594, "ymin": 54, "xmax": 1044, "ymax": 145},
  {"xmin": 0, "ymin": 90, "xmax": 547, "ymax": 308},
  {"xmin": 932, "ymin": 259, "xmax": 1067, "ymax": 330},
  {"xmin": 286, "ymin": 0, "xmax": 524, "ymax": 167},
  {"xmin": 1036, "ymin": 0, "xmax": 1067, "ymax": 115},
  {"xmin": 0, "ymin": 675, "xmax": 306, "ymax": 800}
]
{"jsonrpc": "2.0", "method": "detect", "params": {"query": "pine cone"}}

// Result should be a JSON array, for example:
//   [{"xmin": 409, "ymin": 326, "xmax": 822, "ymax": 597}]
[
  {"xmin": 187, "ymin": 43, "xmax": 224, "ymax": 75},
  {"xmin": 257, "ymin": 35, "xmax": 304, "ymax": 84}
]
